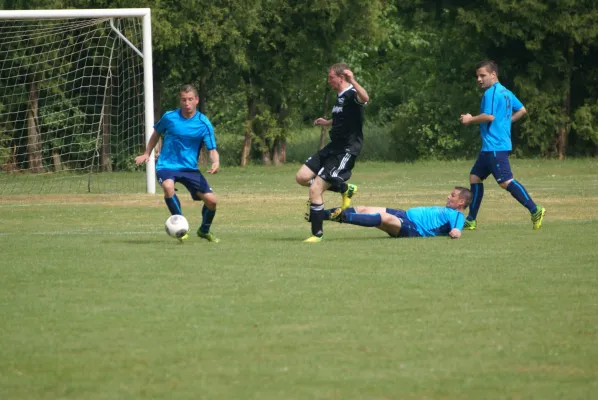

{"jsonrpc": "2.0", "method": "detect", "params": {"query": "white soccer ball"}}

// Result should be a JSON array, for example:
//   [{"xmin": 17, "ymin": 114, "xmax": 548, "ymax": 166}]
[{"xmin": 165, "ymin": 215, "xmax": 190, "ymax": 239}]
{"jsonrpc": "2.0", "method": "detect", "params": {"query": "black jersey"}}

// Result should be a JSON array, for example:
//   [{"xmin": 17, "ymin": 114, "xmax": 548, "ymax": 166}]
[{"xmin": 328, "ymin": 86, "xmax": 365, "ymax": 155}]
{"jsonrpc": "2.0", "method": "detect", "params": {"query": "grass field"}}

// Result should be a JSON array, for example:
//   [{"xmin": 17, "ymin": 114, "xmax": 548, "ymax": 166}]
[{"xmin": 1, "ymin": 160, "xmax": 597, "ymax": 399}]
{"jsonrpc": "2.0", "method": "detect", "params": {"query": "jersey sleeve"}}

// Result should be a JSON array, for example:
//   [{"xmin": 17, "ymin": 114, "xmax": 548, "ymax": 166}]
[
  {"xmin": 450, "ymin": 210, "xmax": 465, "ymax": 230},
  {"xmin": 347, "ymin": 88, "xmax": 366, "ymax": 106},
  {"xmin": 154, "ymin": 113, "xmax": 169, "ymax": 135},
  {"xmin": 201, "ymin": 116, "xmax": 217, "ymax": 150},
  {"xmin": 510, "ymin": 92, "xmax": 524, "ymax": 111}
]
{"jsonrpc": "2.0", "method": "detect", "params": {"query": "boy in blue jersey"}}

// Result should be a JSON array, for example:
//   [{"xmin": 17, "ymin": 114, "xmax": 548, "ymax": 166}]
[
  {"xmin": 135, "ymin": 85, "xmax": 220, "ymax": 243},
  {"xmin": 460, "ymin": 60, "xmax": 546, "ymax": 230},
  {"xmin": 324, "ymin": 187, "xmax": 472, "ymax": 239}
]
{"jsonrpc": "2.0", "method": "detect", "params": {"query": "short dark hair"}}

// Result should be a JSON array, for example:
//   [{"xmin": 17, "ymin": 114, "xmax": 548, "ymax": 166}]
[
  {"xmin": 476, "ymin": 60, "xmax": 498, "ymax": 75},
  {"xmin": 179, "ymin": 84, "xmax": 199, "ymax": 98},
  {"xmin": 454, "ymin": 186, "xmax": 473, "ymax": 209}
]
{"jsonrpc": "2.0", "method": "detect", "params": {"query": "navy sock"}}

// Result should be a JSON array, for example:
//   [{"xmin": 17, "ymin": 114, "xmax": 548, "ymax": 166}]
[
  {"xmin": 468, "ymin": 183, "xmax": 484, "ymax": 221},
  {"xmin": 506, "ymin": 180, "xmax": 537, "ymax": 213},
  {"xmin": 199, "ymin": 205, "xmax": 217, "ymax": 234},
  {"xmin": 309, "ymin": 203, "xmax": 324, "ymax": 237},
  {"xmin": 164, "ymin": 194, "xmax": 182, "ymax": 215},
  {"xmin": 345, "ymin": 212, "xmax": 382, "ymax": 227}
]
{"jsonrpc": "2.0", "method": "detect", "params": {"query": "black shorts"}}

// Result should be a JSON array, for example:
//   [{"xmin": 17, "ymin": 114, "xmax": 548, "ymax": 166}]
[{"xmin": 304, "ymin": 147, "xmax": 357, "ymax": 184}]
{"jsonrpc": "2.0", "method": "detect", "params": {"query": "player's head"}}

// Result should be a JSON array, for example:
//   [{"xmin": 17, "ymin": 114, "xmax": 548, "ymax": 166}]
[
  {"xmin": 179, "ymin": 84, "xmax": 199, "ymax": 117},
  {"xmin": 475, "ymin": 60, "xmax": 498, "ymax": 89},
  {"xmin": 328, "ymin": 63, "xmax": 349, "ymax": 91},
  {"xmin": 447, "ymin": 186, "xmax": 472, "ymax": 211}
]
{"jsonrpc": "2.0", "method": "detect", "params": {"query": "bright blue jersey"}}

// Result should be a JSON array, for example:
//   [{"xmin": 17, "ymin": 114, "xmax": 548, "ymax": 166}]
[
  {"xmin": 406, "ymin": 206, "xmax": 465, "ymax": 237},
  {"xmin": 154, "ymin": 109, "xmax": 216, "ymax": 171},
  {"xmin": 480, "ymin": 82, "xmax": 523, "ymax": 151}
]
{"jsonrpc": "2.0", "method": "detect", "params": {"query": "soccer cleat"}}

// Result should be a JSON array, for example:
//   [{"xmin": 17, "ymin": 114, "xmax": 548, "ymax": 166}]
[
  {"xmin": 177, "ymin": 232, "xmax": 189, "ymax": 243},
  {"xmin": 304, "ymin": 199, "xmax": 311, "ymax": 222},
  {"xmin": 329, "ymin": 207, "xmax": 343, "ymax": 222},
  {"xmin": 303, "ymin": 235, "xmax": 323, "ymax": 243},
  {"xmin": 341, "ymin": 184, "xmax": 358, "ymax": 210},
  {"xmin": 197, "ymin": 231, "xmax": 220, "ymax": 243},
  {"xmin": 531, "ymin": 206, "xmax": 546, "ymax": 230},
  {"xmin": 463, "ymin": 219, "xmax": 477, "ymax": 230}
]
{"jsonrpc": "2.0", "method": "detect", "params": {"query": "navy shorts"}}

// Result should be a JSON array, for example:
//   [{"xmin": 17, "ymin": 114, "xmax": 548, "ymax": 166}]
[
  {"xmin": 157, "ymin": 169, "xmax": 212, "ymax": 200},
  {"xmin": 470, "ymin": 151, "xmax": 514, "ymax": 184},
  {"xmin": 305, "ymin": 146, "xmax": 357, "ymax": 185},
  {"xmin": 385, "ymin": 208, "xmax": 422, "ymax": 238}
]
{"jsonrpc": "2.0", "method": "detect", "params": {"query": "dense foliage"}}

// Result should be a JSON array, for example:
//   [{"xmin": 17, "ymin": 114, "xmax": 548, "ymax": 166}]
[{"xmin": 1, "ymin": 0, "xmax": 597, "ymax": 169}]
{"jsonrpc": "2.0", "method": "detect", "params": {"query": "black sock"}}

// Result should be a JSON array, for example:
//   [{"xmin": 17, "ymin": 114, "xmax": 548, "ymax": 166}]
[
  {"xmin": 309, "ymin": 203, "xmax": 324, "ymax": 237},
  {"xmin": 328, "ymin": 182, "xmax": 348, "ymax": 193}
]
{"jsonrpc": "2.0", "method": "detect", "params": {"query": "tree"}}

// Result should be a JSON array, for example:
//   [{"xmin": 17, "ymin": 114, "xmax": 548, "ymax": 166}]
[{"xmin": 458, "ymin": 0, "xmax": 598, "ymax": 158}]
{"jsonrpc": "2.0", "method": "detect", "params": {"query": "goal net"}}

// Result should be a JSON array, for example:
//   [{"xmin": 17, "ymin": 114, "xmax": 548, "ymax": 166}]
[{"xmin": 0, "ymin": 9, "xmax": 155, "ymax": 195}]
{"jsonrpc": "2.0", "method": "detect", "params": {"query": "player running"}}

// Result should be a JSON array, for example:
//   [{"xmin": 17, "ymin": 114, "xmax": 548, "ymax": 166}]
[
  {"xmin": 135, "ymin": 84, "xmax": 220, "ymax": 243},
  {"xmin": 296, "ymin": 63, "xmax": 369, "ymax": 243},
  {"xmin": 460, "ymin": 60, "xmax": 546, "ymax": 230}
]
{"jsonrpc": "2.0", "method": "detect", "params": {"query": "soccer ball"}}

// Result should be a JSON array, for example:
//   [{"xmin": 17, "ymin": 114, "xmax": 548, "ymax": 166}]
[{"xmin": 165, "ymin": 215, "xmax": 190, "ymax": 239}]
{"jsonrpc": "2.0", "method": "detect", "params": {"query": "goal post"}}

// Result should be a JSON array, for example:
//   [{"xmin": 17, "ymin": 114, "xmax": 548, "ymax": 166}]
[{"xmin": 0, "ymin": 8, "xmax": 156, "ymax": 194}]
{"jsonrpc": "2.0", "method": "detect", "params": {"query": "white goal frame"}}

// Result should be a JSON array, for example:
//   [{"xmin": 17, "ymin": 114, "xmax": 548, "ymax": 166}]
[{"xmin": 0, "ymin": 8, "xmax": 156, "ymax": 193}]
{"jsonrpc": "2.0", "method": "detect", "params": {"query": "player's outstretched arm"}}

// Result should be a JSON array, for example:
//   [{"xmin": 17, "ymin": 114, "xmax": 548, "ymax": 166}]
[
  {"xmin": 314, "ymin": 118, "xmax": 332, "ymax": 126},
  {"xmin": 207, "ymin": 149, "xmax": 220, "ymax": 174},
  {"xmin": 459, "ymin": 113, "xmax": 494, "ymax": 125},
  {"xmin": 135, "ymin": 130, "xmax": 160, "ymax": 165}
]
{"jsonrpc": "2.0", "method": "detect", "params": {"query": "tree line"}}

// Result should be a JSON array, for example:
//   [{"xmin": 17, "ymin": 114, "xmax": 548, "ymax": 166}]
[{"xmin": 1, "ymin": 0, "xmax": 597, "ymax": 173}]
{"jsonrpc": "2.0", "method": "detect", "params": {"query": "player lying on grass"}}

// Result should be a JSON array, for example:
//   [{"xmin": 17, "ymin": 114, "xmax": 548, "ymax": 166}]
[{"xmin": 323, "ymin": 187, "xmax": 472, "ymax": 239}]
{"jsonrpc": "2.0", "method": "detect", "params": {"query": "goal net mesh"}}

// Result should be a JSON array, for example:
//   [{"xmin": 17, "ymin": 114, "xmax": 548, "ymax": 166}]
[{"xmin": 0, "ymin": 16, "xmax": 148, "ymax": 194}]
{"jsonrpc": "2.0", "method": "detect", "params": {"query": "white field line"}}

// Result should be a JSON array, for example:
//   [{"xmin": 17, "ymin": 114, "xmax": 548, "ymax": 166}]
[{"xmin": 0, "ymin": 231, "xmax": 163, "ymax": 236}]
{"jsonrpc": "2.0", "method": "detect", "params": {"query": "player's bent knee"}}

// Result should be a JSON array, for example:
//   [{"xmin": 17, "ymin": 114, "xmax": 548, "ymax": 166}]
[
  {"xmin": 470, "ymin": 174, "xmax": 482, "ymax": 184},
  {"xmin": 296, "ymin": 174, "xmax": 309, "ymax": 186},
  {"xmin": 161, "ymin": 183, "xmax": 175, "ymax": 197},
  {"xmin": 499, "ymin": 180, "xmax": 511, "ymax": 190},
  {"xmin": 203, "ymin": 194, "xmax": 217, "ymax": 209}
]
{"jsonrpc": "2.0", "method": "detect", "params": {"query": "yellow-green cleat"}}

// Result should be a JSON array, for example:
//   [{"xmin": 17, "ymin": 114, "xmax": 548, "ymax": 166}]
[
  {"xmin": 341, "ymin": 184, "xmax": 358, "ymax": 210},
  {"xmin": 177, "ymin": 232, "xmax": 189, "ymax": 243},
  {"xmin": 463, "ymin": 219, "xmax": 477, "ymax": 230},
  {"xmin": 329, "ymin": 207, "xmax": 343, "ymax": 222},
  {"xmin": 197, "ymin": 231, "xmax": 220, "ymax": 243},
  {"xmin": 531, "ymin": 206, "xmax": 546, "ymax": 230},
  {"xmin": 303, "ymin": 235, "xmax": 323, "ymax": 243}
]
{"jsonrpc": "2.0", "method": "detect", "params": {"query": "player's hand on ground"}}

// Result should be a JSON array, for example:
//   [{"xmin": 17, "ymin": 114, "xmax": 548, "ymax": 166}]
[
  {"xmin": 207, "ymin": 162, "xmax": 219, "ymax": 174},
  {"xmin": 449, "ymin": 228, "xmax": 462, "ymax": 239},
  {"xmin": 313, "ymin": 118, "xmax": 328, "ymax": 126},
  {"xmin": 135, "ymin": 154, "xmax": 149, "ymax": 165},
  {"xmin": 459, "ymin": 113, "xmax": 473, "ymax": 125}
]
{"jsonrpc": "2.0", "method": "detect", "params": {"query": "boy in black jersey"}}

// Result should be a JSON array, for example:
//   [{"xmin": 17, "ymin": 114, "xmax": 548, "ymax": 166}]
[{"xmin": 295, "ymin": 63, "xmax": 369, "ymax": 243}]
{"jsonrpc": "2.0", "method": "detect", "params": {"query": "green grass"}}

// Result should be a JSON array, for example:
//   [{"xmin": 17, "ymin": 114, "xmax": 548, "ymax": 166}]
[{"xmin": 1, "ymin": 160, "xmax": 597, "ymax": 399}]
